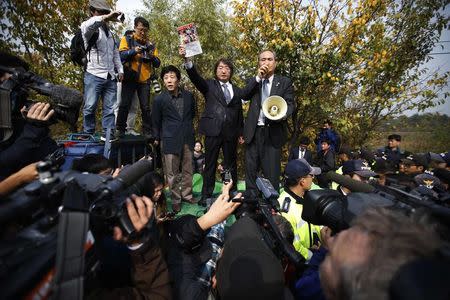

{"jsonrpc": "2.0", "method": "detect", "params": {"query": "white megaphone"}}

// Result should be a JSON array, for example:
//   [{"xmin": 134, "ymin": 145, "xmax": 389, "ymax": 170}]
[{"xmin": 262, "ymin": 95, "xmax": 288, "ymax": 120}]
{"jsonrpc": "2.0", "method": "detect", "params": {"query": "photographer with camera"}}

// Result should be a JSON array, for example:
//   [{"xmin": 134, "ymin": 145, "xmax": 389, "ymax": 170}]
[
  {"xmin": 0, "ymin": 95, "xmax": 57, "ymax": 180},
  {"xmin": 116, "ymin": 16, "xmax": 161, "ymax": 139},
  {"xmin": 90, "ymin": 194, "xmax": 172, "ymax": 299},
  {"xmin": 163, "ymin": 181, "xmax": 241, "ymax": 300}
]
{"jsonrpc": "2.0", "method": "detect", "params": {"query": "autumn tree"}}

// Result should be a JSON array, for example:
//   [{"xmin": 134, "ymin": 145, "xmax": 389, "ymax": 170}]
[{"xmin": 231, "ymin": 0, "xmax": 449, "ymax": 147}]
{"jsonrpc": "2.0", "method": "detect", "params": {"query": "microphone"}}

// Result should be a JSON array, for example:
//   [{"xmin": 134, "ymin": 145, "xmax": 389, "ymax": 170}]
[
  {"xmin": 114, "ymin": 160, "xmax": 153, "ymax": 190},
  {"xmin": 325, "ymin": 171, "xmax": 376, "ymax": 193},
  {"xmin": 31, "ymin": 84, "xmax": 83, "ymax": 108}
]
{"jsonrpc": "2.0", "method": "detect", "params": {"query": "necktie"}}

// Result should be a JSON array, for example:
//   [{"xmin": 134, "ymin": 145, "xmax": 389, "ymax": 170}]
[
  {"xmin": 261, "ymin": 79, "xmax": 270, "ymax": 103},
  {"xmin": 222, "ymin": 83, "xmax": 231, "ymax": 104}
]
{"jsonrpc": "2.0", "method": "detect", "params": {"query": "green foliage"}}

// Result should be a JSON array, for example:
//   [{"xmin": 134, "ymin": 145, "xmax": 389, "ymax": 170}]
[
  {"xmin": 368, "ymin": 113, "xmax": 450, "ymax": 153},
  {"xmin": 1, "ymin": 0, "xmax": 448, "ymax": 175},
  {"xmin": 230, "ymin": 0, "xmax": 449, "ymax": 148}
]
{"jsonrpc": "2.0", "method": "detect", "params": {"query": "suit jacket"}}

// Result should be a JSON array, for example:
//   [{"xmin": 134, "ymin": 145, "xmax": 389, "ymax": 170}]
[
  {"xmin": 152, "ymin": 89, "xmax": 196, "ymax": 155},
  {"xmin": 186, "ymin": 65, "xmax": 258, "ymax": 140},
  {"xmin": 243, "ymin": 75, "xmax": 295, "ymax": 148},
  {"xmin": 288, "ymin": 147, "xmax": 313, "ymax": 164}
]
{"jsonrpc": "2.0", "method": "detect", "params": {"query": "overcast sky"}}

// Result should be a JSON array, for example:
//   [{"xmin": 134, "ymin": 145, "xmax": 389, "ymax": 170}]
[{"xmin": 116, "ymin": 0, "xmax": 450, "ymax": 116}]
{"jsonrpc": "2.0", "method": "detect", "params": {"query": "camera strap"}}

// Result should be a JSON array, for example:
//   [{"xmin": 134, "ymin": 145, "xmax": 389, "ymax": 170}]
[{"xmin": 52, "ymin": 180, "xmax": 90, "ymax": 300}]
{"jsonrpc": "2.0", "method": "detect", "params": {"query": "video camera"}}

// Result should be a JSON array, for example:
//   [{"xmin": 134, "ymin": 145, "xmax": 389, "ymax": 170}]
[
  {"xmin": 0, "ymin": 158, "xmax": 154, "ymax": 299},
  {"xmin": 301, "ymin": 171, "xmax": 450, "ymax": 233},
  {"xmin": 0, "ymin": 54, "xmax": 83, "ymax": 139},
  {"xmin": 233, "ymin": 177, "xmax": 305, "ymax": 269}
]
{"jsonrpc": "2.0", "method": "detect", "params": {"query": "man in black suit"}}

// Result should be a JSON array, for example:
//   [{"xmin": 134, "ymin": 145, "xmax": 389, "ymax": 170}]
[
  {"xmin": 180, "ymin": 46, "xmax": 258, "ymax": 204},
  {"xmin": 152, "ymin": 65, "xmax": 196, "ymax": 213},
  {"xmin": 288, "ymin": 136, "xmax": 313, "ymax": 164},
  {"xmin": 243, "ymin": 49, "xmax": 295, "ymax": 192}
]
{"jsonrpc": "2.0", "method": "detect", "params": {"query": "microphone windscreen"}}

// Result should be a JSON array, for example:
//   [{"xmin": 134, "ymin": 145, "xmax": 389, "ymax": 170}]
[
  {"xmin": 50, "ymin": 85, "xmax": 83, "ymax": 108},
  {"xmin": 325, "ymin": 171, "xmax": 376, "ymax": 193},
  {"xmin": 116, "ymin": 160, "xmax": 153, "ymax": 189}
]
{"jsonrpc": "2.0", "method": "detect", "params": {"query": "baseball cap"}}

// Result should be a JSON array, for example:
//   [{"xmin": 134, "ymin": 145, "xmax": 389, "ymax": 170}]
[
  {"xmin": 89, "ymin": 0, "xmax": 111, "ymax": 11},
  {"xmin": 372, "ymin": 158, "xmax": 396, "ymax": 174},
  {"xmin": 342, "ymin": 159, "xmax": 377, "ymax": 178},
  {"xmin": 401, "ymin": 154, "xmax": 428, "ymax": 168},
  {"xmin": 284, "ymin": 158, "xmax": 321, "ymax": 179},
  {"xmin": 427, "ymin": 152, "xmax": 445, "ymax": 164},
  {"xmin": 440, "ymin": 151, "xmax": 450, "ymax": 166},
  {"xmin": 338, "ymin": 145, "xmax": 354, "ymax": 158},
  {"xmin": 358, "ymin": 148, "xmax": 375, "ymax": 163},
  {"xmin": 414, "ymin": 173, "xmax": 441, "ymax": 189}
]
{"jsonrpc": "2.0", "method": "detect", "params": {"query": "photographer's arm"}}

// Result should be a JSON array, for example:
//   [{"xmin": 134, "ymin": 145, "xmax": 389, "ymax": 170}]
[
  {"xmin": 0, "ymin": 162, "xmax": 38, "ymax": 197},
  {"xmin": 197, "ymin": 192, "xmax": 241, "ymax": 231},
  {"xmin": 99, "ymin": 195, "xmax": 172, "ymax": 299},
  {"xmin": 0, "ymin": 103, "xmax": 55, "ymax": 180},
  {"xmin": 179, "ymin": 45, "xmax": 209, "ymax": 95}
]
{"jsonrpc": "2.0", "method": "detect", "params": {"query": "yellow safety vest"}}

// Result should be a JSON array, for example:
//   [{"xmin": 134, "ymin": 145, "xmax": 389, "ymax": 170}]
[{"xmin": 278, "ymin": 190, "xmax": 322, "ymax": 260}]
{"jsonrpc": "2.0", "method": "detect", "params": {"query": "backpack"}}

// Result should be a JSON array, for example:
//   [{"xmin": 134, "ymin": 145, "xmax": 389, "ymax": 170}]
[{"xmin": 70, "ymin": 29, "xmax": 99, "ymax": 67}]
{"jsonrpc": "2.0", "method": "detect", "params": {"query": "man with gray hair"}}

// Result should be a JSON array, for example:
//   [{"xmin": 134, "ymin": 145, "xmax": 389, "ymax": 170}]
[{"xmin": 319, "ymin": 207, "xmax": 447, "ymax": 300}]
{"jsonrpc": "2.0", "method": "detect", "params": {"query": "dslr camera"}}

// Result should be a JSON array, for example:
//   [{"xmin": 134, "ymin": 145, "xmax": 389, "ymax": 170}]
[{"xmin": 221, "ymin": 168, "xmax": 232, "ymax": 184}]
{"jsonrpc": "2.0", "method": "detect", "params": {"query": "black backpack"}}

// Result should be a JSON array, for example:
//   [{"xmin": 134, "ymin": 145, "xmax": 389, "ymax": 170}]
[{"xmin": 70, "ymin": 29, "xmax": 99, "ymax": 67}]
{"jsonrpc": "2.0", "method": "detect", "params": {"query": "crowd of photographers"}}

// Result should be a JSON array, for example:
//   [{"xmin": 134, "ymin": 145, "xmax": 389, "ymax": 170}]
[
  {"xmin": 1, "ymin": 2, "xmax": 450, "ymax": 299},
  {"xmin": 1, "ymin": 84, "xmax": 449, "ymax": 300}
]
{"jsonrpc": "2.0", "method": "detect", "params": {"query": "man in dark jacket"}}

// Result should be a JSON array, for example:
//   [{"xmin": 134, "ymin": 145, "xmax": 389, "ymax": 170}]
[
  {"xmin": 315, "ymin": 139, "xmax": 336, "ymax": 188},
  {"xmin": 93, "ymin": 194, "xmax": 172, "ymax": 299},
  {"xmin": 152, "ymin": 65, "xmax": 196, "ymax": 212},
  {"xmin": 180, "ymin": 46, "xmax": 258, "ymax": 203},
  {"xmin": 288, "ymin": 136, "xmax": 313, "ymax": 164},
  {"xmin": 243, "ymin": 49, "xmax": 295, "ymax": 192}
]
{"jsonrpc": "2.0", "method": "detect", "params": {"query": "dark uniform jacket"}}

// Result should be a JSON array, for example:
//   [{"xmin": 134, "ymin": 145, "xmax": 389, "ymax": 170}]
[{"xmin": 152, "ymin": 89, "xmax": 196, "ymax": 155}]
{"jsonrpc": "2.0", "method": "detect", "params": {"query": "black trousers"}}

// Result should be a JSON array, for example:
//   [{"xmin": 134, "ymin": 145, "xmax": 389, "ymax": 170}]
[
  {"xmin": 201, "ymin": 135, "xmax": 238, "ymax": 198},
  {"xmin": 116, "ymin": 81, "xmax": 152, "ymax": 133},
  {"xmin": 245, "ymin": 126, "xmax": 281, "ymax": 192}
]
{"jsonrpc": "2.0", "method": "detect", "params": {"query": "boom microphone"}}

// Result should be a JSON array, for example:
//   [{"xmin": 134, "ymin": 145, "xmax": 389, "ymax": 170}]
[
  {"xmin": 325, "ymin": 171, "xmax": 376, "ymax": 193},
  {"xmin": 31, "ymin": 84, "xmax": 83, "ymax": 108}
]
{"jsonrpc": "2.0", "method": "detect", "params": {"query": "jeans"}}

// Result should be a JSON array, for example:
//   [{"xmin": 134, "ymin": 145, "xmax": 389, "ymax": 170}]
[{"xmin": 83, "ymin": 72, "xmax": 117, "ymax": 134}]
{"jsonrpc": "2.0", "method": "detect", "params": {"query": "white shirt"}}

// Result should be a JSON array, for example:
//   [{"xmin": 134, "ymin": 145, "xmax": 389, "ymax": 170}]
[
  {"xmin": 185, "ymin": 61, "xmax": 234, "ymax": 99},
  {"xmin": 220, "ymin": 81, "xmax": 234, "ymax": 99},
  {"xmin": 81, "ymin": 16, "xmax": 123, "ymax": 79},
  {"xmin": 257, "ymin": 74, "xmax": 274, "ymax": 125},
  {"xmin": 298, "ymin": 148, "xmax": 305, "ymax": 159}
]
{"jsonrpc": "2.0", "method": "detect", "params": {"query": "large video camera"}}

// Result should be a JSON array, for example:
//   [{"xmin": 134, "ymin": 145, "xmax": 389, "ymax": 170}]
[
  {"xmin": 234, "ymin": 177, "xmax": 305, "ymax": 269},
  {"xmin": 302, "ymin": 172, "xmax": 450, "ymax": 233},
  {"xmin": 0, "ymin": 159, "xmax": 154, "ymax": 299},
  {"xmin": 0, "ymin": 53, "xmax": 83, "ymax": 140}
]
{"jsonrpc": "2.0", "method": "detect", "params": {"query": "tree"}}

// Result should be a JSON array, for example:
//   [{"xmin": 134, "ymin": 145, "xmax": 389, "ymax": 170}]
[{"xmin": 231, "ymin": 0, "xmax": 449, "ymax": 147}]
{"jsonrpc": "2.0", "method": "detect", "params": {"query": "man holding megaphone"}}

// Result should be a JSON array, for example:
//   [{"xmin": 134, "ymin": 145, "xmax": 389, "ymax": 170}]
[{"xmin": 243, "ymin": 50, "xmax": 295, "ymax": 192}]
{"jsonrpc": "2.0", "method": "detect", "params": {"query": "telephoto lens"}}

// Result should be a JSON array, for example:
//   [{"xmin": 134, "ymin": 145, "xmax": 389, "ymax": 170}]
[{"xmin": 152, "ymin": 79, "xmax": 161, "ymax": 93}]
